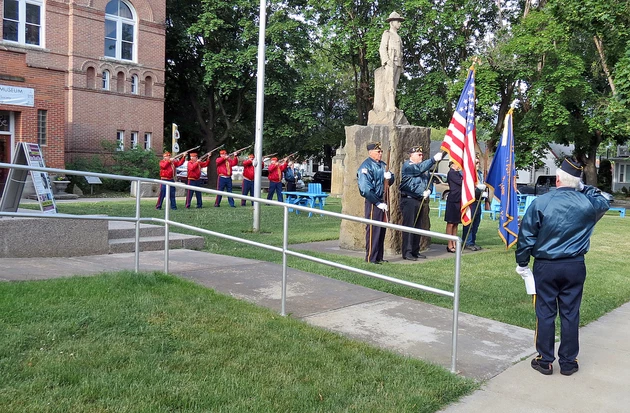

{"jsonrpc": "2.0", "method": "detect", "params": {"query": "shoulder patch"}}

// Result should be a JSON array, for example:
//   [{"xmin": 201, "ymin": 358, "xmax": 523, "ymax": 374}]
[{"xmin": 361, "ymin": 168, "xmax": 368, "ymax": 174}]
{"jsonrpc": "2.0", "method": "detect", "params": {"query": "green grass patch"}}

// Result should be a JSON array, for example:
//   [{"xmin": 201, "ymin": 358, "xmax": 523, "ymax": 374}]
[{"xmin": 0, "ymin": 272, "xmax": 477, "ymax": 412}]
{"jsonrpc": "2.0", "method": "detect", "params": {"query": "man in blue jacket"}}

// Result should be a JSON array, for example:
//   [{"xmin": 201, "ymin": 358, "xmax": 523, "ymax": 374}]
[
  {"xmin": 399, "ymin": 146, "xmax": 443, "ymax": 260},
  {"xmin": 357, "ymin": 142, "xmax": 394, "ymax": 264},
  {"xmin": 516, "ymin": 158, "xmax": 609, "ymax": 376}
]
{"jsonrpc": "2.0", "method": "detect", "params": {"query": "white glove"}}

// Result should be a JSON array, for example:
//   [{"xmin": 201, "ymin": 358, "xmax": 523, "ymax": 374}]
[
  {"xmin": 377, "ymin": 203, "xmax": 388, "ymax": 212},
  {"xmin": 433, "ymin": 152, "xmax": 443, "ymax": 162},
  {"xmin": 384, "ymin": 171, "xmax": 392, "ymax": 180},
  {"xmin": 515, "ymin": 265, "xmax": 536, "ymax": 295},
  {"xmin": 578, "ymin": 181, "xmax": 585, "ymax": 191},
  {"xmin": 476, "ymin": 183, "xmax": 487, "ymax": 191},
  {"xmin": 422, "ymin": 189, "xmax": 431, "ymax": 199},
  {"xmin": 482, "ymin": 191, "xmax": 489, "ymax": 199},
  {"xmin": 252, "ymin": 160, "xmax": 258, "ymax": 167}
]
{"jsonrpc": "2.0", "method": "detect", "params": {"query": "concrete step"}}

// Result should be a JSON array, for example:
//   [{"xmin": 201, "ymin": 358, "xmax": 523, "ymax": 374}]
[
  {"xmin": 108, "ymin": 233, "xmax": 205, "ymax": 254},
  {"xmin": 108, "ymin": 221, "xmax": 205, "ymax": 253}
]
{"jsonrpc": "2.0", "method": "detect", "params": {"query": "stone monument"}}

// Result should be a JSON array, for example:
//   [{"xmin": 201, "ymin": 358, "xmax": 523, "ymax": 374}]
[{"xmin": 339, "ymin": 11, "xmax": 434, "ymax": 256}]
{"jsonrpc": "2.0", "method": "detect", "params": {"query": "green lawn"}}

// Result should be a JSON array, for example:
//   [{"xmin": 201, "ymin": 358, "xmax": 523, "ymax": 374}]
[{"xmin": 0, "ymin": 272, "xmax": 476, "ymax": 412}]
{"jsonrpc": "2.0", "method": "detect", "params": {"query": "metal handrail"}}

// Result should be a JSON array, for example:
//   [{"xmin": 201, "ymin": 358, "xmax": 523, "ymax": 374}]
[{"xmin": 0, "ymin": 162, "xmax": 463, "ymax": 373}]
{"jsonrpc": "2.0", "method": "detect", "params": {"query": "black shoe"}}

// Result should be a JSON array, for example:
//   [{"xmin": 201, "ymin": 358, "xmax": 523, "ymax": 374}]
[
  {"xmin": 464, "ymin": 245, "xmax": 481, "ymax": 251},
  {"xmin": 171, "ymin": 207, "xmax": 177, "ymax": 210},
  {"xmin": 403, "ymin": 255, "xmax": 418, "ymax": 261},
  {"xmin": 413, "ymin": 253, "xmax": 427, "ymax": 259},
  {"xmin": 561, "ymin": 365, "xmax": 579, "ymax": 376},
  {"xmin": 474, "ymin": 244, "xmax": 483, "ymax": 250},
  {"xmin": 370, "ymin": 261, "xmax": 382, "ymax": 265},
  {"xmin": 230, "ymin": 205, "xmax": 236, "ymax": 208},
  {"xmin": 156, "ymin": 207, "xmax": 161, "ymax": 210},
  {"xmin": 531, "ymin": 358, "xmax": 553, "ymax": 375}
]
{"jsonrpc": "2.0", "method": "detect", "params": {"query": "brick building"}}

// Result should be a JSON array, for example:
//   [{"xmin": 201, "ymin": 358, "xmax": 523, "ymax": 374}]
[{"xmin": 0, "ymin": 0, "xmax": 165, "ymax": 191}]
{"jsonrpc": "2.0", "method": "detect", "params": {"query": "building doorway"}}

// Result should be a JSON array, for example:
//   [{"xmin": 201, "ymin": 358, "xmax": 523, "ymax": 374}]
[{"xmin": 0, "ymin": 110, "xmax": 15, "ymax": 194}]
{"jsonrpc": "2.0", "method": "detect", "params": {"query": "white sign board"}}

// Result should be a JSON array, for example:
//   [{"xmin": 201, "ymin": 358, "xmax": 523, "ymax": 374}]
[{"xmin": 0, "ymin": 84, "xmax": 35, "ymax": 107}]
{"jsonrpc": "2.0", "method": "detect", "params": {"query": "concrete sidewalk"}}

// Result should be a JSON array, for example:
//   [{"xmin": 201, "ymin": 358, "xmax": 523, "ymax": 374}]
[{"xmin": 2, "ymin": 248, "xmax": 629, "ymax": 412}]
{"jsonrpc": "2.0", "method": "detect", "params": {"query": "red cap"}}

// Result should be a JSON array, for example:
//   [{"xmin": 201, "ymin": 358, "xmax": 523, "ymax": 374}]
[
  {"xmin": 190, "ymin": 152, "xmax": 198, "ymax": 157},
  {"xmin": 220, "ymin": 150, "xmax": 227, "ymax": 155},
  {"xmin": 271, "ymin": 157, "xmax": 278, "ymax": 161},
  {"xmin": 163, "ymin": 151, "xmax": 171, "ymax": 156}
]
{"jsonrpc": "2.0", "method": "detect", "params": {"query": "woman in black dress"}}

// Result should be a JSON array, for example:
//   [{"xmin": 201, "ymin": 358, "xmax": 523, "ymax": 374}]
[{"xmin": 444, "ymin": 162, "xmax": 462, "ymax": 252}]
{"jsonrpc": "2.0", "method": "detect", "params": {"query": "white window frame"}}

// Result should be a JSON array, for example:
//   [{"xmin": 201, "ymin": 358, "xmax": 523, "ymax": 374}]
[
  {"xmin": 2, "ymin": 0, "xmax": 44, "ymax": 47},
  {"xmin": 131, "ymin": 74, "xmax": 138, "ymax": 94},
  {"xmin": 116, "ymin": 130, "xmax": 124, "ymax": 151},
  {"xmin": 102, "ymin": 70, "xmax": 110, "ymax": 90},
  {"xmin": 130, "ymin": 131, "xmax": 138, "ymax": 149},
  {"xmin": 143, "ymin": 132, "xmax": 151, "ymax": 150},
  {"xmin": 104, "ymin": 0, "xmax": 137, "ymax": 62}
]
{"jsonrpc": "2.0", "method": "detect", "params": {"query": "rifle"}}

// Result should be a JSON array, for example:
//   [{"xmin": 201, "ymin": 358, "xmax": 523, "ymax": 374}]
[
  {"xmin": 261, "ymin": 152, "xmax": 277, "ymax": 160},
  {"xmin": 279, "ymin": 151, "xmax": 299, "ymax": 163},
  {"xmin": 228, "ymin": 144, "xmax": 253, "ymax": 157},
  {"xmin": 172, "ymin": 145, "xmax": 201, "ymax": 160},
  {"xmin": 383, "ymin": 146, "xmax": 391, "ymax": 222},
  {"xmin": 198, "ymin": 144, "xmax": 225, "ymax": 161}
]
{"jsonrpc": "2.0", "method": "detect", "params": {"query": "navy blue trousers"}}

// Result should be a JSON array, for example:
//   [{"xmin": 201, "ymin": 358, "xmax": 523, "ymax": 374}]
[
  {"xmin": 462, "ymin": 201, "xmax": 481, "ymax": 246},
  {"xmin": 185, "ymin": 179, "xmax": 203, "ymax": 208},
  {"xmin": 241, "ymin": 178, "xmax": 254, "ymax": 206},
  {"xmin": 156, "ymin": 179, "xmax": 177, "ymax": 209},
  {"xmin": 533, "ymin": 257, "xmax": 586, "ymax": 371},
  {"xmin": 215, "ymin": 176, "xmax": 234, "ymax": 207},
  {"xmin": 267, "ymin": 181, "xmax": 283, "ymax": 202},
  {"xmin": 364, "ymin": 200, "xmax": 386, "ymax": 263}
]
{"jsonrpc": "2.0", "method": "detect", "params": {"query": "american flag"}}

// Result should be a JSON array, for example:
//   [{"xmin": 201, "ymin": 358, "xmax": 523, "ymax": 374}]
[{"xmin": 440, "ymin": 68, "xmax": 478, "ymax": 226}]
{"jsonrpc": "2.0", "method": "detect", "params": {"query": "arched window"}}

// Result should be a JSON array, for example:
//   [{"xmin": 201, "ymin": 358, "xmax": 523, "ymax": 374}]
[
  {"xmin": 102, "ymin": 70, "xmax": 110, "ymax": 90},
  {"xmin": 86, "ymin": 67, "xmax": 96, "ymax": 89},
  {"xmin": 144, "ymin": 76, "xmax": 153, "ymax": 97},
  {"xmin": 104, "ymin": 0, "xmax": 136, "ymax": 61},
  {"xmin": 131, "ymin": 74, "xmax": 138, "ymax": 94},
  {"xmin": 117, "ymin": 71, "xmax": 125, "ymax": 92}
]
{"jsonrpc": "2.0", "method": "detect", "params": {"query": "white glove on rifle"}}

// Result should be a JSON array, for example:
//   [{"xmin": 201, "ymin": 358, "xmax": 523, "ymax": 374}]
[
  {"xmin": 376, "ymin": 203, "xmax": 388, "ymax": 212},
  {"xmin": 482, "ymin": 191, "xmax": 489, "ymax": 199},
  {"xmin": 515, "ymin": 265, "xmax": 536, "ymax": 295},
  {"xmin": 252, "ymin": 160, "xmax": 258, "ymax": 167},
  {"xmin": 476, "ymin": 183, "xmax": 487, "ymax": 191},
  {"xmin": 433, "ymin": 152, "xmax": 443, "ymax": 162},
  {"xmin": 384, "ymin": 171, "xmax": 392, "ymax": 180},
  {"xmin": 578, "ymin": 181, "xmax": 585, "ymax": 191},
  {"xmin": 422, "ymin": 189, "xmax": 431, "ymax": 199}
]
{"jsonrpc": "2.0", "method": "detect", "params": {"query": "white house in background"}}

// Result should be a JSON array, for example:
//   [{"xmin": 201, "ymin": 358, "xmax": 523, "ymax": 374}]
[
  {"xmin": 515, "ymin": 143, "xmax": 574, "ymax": 185},
  {"xmin": 609, "ymin": 144, "xmax": 630, "ymax": 192}
]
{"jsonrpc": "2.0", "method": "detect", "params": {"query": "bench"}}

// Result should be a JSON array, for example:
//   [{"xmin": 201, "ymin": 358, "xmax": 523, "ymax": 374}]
[{"xmin": 608, "ymin": 207, "xmax": 626, "ymax": 217}]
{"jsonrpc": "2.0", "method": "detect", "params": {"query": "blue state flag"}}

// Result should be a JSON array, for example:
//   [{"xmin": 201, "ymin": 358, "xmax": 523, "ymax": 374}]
[{"xmin": 486, "ymin": 109, "xmax": 519, "ymax": 249}]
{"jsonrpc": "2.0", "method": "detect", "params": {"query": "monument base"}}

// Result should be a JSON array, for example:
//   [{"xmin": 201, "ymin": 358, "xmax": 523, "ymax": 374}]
[{"xmin": 339, "ymin": 124, "xmax": 433, "ymax": 256}]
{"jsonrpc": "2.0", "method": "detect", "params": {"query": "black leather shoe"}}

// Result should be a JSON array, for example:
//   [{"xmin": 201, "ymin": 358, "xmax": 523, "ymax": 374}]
[
  {"xmin": 531, "ymin": 358, "xmax": 553, "ymax": 375},
  {"xmin": 561, "ymin": 365, "xmax": 579, "ymax": 376},
  {"xmin": 413, "ymin": 253, "xmax": 427, "ymax": 259},
  {"xmin": 403, "ymin": 255, "xmax": 418, "ymax": 261}
]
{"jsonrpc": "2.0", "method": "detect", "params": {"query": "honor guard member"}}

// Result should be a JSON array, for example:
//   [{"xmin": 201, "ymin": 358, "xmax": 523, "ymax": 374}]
[
  {"xmin": 156, "ymin": 151, "xmax": 185, "ymax": 210},
  {"xmin": 516, "ymin": 158, "xmax": 609, "ymax": 376},
  {"xmin": 185, "ymin": 153, "xmax": 210, "ymax": 208},
  {"xmin": 267, "ymin": 157, "xmax": 287, "ymax": 202},
  {"xmin": 241, "ymin": 153, "xmax": 256, "ymax": 206},
  {"xmin": 399, "ymin": 146, "xmax": 443, "ymax": 260},
  {"xmin": 357, "ymin": 142, "xmax": 394, "ymax": 264},
  {"xmin": 462, "ymin": 155, "xmax": 487, "ymax": 251},
  {"xmin": 215, "ymin": 149, "xmax": 238, "ymax": 207}
]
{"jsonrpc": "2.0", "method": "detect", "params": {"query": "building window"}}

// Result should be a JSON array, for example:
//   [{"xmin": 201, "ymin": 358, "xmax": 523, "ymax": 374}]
[
  {"xmin": 2, "ymin": 0, "xmax": 43, "ymax": 46},
  {"xmin": 620, "ymin": 165, "xmax": 626, "ymax": 183},
  {"xmin": 37, "ymin": 109, "xmax": 47, "ymax": 146},
  {"xmin": 130, "ymin": 131, "xmax": 138, "ymax": 149},
  {"xmin": 104, "ymin": 0, "xmax": 135, "ymax": 61},
  {"xmin": 131, "ymin": 74, "xmax": 138, "ymax": 94},
  {"xmin": 117, "ymin": 71, "xmax": 125, "ymax": 93},
  {"xmin": 102, "ymin": 70, "xmax": 110, "ymax": 90},
  {"xmin": 116, "ymin": 130, "xmax": 124, "ymax": 151},
  {"xmin": 145, "ymin": 76, "xmax": 153, "ymax": 97},
  {"xmin": 143, "ymin": 132, "xmax": 151, "ymax": 150}
]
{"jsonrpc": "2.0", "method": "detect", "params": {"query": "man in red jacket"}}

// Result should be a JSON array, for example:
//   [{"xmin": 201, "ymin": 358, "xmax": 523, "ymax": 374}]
[
  {"xmin": 156, "ymin": 151, "xmax": 185, "ymax": 210},
  {"xmin": 241, "ymin": 153, "xmax": 256, "ymax": 206},
  {"xmin": 185, "ymin": 152, "xmax": 210, "ymax": 208},
  {"xmin": 214, "ymin": 149, "xmax": 238, "ymax": 207},
  {"xmin": 267, "ymin": 157, "xmax": 287, "ymax": 202}
]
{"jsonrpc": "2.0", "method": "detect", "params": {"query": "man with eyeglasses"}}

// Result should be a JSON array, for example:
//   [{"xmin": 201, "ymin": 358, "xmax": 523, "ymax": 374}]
[
  {"xmin": 357, "ymin": 142, "xmax": 395, "ymax": 264},
  {"xmin": 399, "ymin": 146, "xmax": 443, "ymax": 260}
]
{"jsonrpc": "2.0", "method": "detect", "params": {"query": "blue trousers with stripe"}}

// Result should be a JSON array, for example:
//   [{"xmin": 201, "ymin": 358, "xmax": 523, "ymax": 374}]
[{"xmin": 364, "ymin": 200, "xmax": 386, "ymax": 263}]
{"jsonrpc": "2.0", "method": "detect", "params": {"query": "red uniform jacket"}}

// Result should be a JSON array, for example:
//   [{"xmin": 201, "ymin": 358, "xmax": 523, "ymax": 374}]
[
  {"xmin": 268, "ymin": 162, "xmax": 287, "ymax": 183},
  {"xmin": 187, "ymin": 159, "xmax": 210, "ymax": 180},
  {"xmin": 216, "ymin": 156, "xmax": 238, "ymax": 177},
  {"xmin": 242, "ymin": 158, "xmax": 255, "ymax": 181},
  {"xmin": 159, "ymin": 157, "xmax": 185, "ymax": 180}
]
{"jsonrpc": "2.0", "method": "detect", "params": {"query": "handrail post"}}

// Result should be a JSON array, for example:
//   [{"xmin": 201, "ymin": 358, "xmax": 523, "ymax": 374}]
[
  {"xmin": 281, "ymin": 205, "xmax": 289, "ymax": 316},
  {"xmin": 451, "ymin": 238, "xmax": 463, "ymax": 373},
  {"xmin": 134, "ymin": 179, "xmax": 142, "ymax": 273},
  {"xmin": 164, "ymin": 183, "xmax": 170, "ymax": 274}
]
